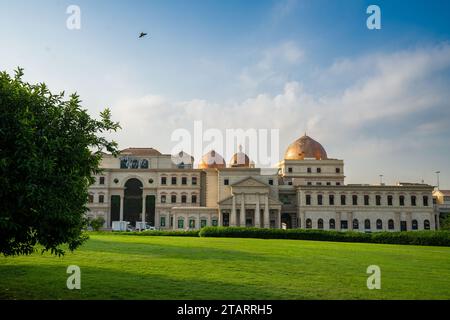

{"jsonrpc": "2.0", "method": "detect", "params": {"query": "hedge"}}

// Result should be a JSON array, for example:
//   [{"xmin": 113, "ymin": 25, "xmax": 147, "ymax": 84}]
[{"xmin": 198, "ymin": 227, "xmax": 450, "ymax": 247}]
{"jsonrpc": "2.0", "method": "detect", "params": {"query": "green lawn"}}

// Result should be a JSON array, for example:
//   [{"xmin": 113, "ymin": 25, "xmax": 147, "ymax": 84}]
[{"xmin": 1, "ymin": 233, "xmax": 449, "ymax": 299}]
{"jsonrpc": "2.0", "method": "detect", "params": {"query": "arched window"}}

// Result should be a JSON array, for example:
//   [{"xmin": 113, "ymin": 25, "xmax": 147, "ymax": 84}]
[
  {"xmin": 329, "ymin": 219, "xmax": 336, "ymax": 230},
  {"xmin": 412, "ymin": 219, "xmax": 418, "ymax": 230},
  {"xmin": 388, "ymin": 219, "xmax": 394, "ymax": 230},
  {"xmin": 424, "ymin": 220, "xmax": 430, "ymax": 230},
  {"xmin": 365, "ymin": 219, "xmax": 371, "ymax": 230},
  {"xmin": 376, "ymin": 219, "xmax": 382, "ymax": 230},
  {"xmin": 353, "ymin": 219, "xmax": 359, "ymax": 230},
  {"xmin": 317, "ymin": 219, "xmax": 324, "ymax": 229},
  {"xmin": 306, "ymin": 219, "xmax": 312, "ymax": 229}
]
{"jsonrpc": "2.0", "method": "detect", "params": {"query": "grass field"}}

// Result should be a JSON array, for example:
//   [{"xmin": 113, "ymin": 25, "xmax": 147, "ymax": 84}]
[{"xmin": 1, "ymin": 233, "xmax": 449, "ymax": 300}]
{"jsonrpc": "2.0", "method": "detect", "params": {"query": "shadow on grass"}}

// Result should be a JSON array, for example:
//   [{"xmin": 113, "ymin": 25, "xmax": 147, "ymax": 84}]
[{"xmin": 0, "ymin": 264, "xmax": 309, "ymax": 300}]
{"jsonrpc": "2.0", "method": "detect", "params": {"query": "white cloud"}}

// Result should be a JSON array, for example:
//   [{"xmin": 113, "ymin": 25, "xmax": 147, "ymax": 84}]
[{"xmin": 109, "ymin": 43, "xmax": 450, "ymax": 186}]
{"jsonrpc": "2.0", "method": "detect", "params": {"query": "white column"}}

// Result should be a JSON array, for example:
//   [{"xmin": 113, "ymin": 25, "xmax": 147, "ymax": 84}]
[
  {"xmin": 335, "ymin": 212, "xmax": 341, "ymax": 231},
  {"xmin": 277, "ymin": 209, "xmax": 281, "ymax": 229},
  {"xmin": 348, "ymin": 212, "xmax": 353, "ymax": 231},
  {"xmin": 264, "ymin": 194, "xmax": 270, "ymax": 228},
  {"xmin": 255, "ymin": 193, "xmax": 260, "ymax": 228},
  {"xmin": 173, "ymin": 213, "xmax": 177, "ymax": 230},
  {"xmin": 406, "ymin": 212, "xmax": 412, "ymax": 231},
  {"xmin": 142, "ymin": 195, "xmax": 146, "ymax": 223},
  {"xmin": 240, "ymin": 193, "xmax": 246, "ymax": 227},
  {"xmin": 300, "ymin": 211, "xmax": 305, "ymax": 229},
  {"xmin": 119, "ymin": 195, "xmax": 124, "ymax": 221},
  {"xmin": 231, "ymin": 195, "xmax": 236, "ymax": 226}
]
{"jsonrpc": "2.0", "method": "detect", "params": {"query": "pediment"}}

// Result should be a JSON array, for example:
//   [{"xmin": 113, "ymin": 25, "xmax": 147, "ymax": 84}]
[{"xmin": 231, "ymin": 176, "xmax": 269, "ymax": 188}]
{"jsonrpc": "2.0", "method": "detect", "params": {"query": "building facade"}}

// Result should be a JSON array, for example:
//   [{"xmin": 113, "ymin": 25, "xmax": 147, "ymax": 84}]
[{"xmin": 87, "ymin": 134, "xmax": 438, "ymax": 232}]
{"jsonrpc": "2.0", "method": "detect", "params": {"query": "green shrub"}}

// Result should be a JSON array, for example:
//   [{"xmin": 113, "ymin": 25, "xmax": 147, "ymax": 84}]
[
  {"xmin": 198, "ymin": 227, "xmax": 450, "ymax": 246},
  {"xmin": 89, "ymin": 217, "xmax": 106, "ymax": 231}
]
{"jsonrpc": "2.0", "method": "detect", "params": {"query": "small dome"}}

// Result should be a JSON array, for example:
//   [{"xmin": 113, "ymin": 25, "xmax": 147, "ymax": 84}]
[
  {"xmin": 284, "ymin": 134, "xmax": 328, "ymax": 160},
  {"xmin": 198, "ymin": 150, "xmax": 226, "ymax": 169},
  {"xmin": 171, "ymin": 151, "xmax": 194, "ymax": 167},
  {"xmin": 229, "ymin": 145, "xmax": 251, "ymax": 167}
]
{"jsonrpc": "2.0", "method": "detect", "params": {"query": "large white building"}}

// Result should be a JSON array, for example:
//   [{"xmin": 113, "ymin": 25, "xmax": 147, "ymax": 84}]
[{"xmin": 87, "ymin": 134, "xmax": 438, "ymax": 232}]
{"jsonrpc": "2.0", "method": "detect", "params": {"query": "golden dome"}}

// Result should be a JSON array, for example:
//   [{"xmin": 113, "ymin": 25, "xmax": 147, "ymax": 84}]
[
  {"xmin": 230, "ymin": 146, "xmax": 251, "ymax": 167},
  {"xmin": 284, "ymin": 134, "xmax": 328, "ymax": 160},
  {"xmin": 198, "ymin": 150, "xmax": 226, "ymax": 169},
  {"xmin": 171, "ymin": 150, "xmax": 194, "ymax": 167}
]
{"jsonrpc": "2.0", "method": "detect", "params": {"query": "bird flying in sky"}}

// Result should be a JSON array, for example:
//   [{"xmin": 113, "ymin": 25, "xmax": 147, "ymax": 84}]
[{"xmin": 139, "ymin": 32, "xmax": 148, "ymax": 38}]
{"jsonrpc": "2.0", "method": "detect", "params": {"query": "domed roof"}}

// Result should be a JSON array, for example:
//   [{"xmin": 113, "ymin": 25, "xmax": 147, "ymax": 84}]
[
  {"xmin": 284, "ymin": 134, "xmax": 328, "ymax": 160},
  {"xmin": 198, "ymin": 150, "xmax": 226, "ymax": 169},
  {"xmin": 230, "ymin": 146, "xmax": 251, "ymax": 167},
  {"xmin": 171, "ymin": 150, "xmax": 194, "ymax": 167}
]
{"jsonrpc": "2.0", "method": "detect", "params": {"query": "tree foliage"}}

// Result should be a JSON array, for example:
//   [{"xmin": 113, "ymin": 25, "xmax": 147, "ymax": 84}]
[{"xmin": 0, "ymin": 68, "xmax": 120, "ymax": 256}]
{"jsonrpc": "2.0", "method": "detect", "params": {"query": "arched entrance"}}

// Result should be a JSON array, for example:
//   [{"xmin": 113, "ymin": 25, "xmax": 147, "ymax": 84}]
[
  {"xmin": 281, "ymin": 213, "xmax": 292, "ymax": 229},
  {"xmin": 124, "ymin": 178, "xmax": 143, "ymax": 226}
]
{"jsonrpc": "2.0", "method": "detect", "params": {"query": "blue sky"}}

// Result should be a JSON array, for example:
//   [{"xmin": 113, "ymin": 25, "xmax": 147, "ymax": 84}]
[{"xmin": 1, "ymin": 0, "xmax": 450, "ymax": 187}]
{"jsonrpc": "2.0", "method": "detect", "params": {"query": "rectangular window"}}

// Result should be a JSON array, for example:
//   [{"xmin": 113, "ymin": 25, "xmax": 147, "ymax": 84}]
[
  {"xmin": 171, "ymin": 177, "xmax": 177, "ymax": 185},
  {"xmin": 317, "ymin": 195, "xmax": 323, "ymax": 205},
  {"xmin": 189, "ymin": 219, "xmax": 195, "ymax": 229},
  {"xmin": 307, "ymin": 167, "xmax": 312, "ymax": 173},
  {"xmin": 181, "ymin": 195, "xmax": 187, "ymax": 203},
  {"xmin": 326, "ymin": 182, "xmax": 331, "ymax": 186},
  {"xmin": 170, "ymin": 216, "xmax": 173, "ymax": 227},
  {"xmin": 99, "ymin": 177, "xmax": 105, "ymax": 185},
  {"xmin": 352, "ymin": 195, "xmax": 358, "ymax": 206},
  {"xmin": 160, "ymin": 216, "xmax": 166, "ymax": 227},
  {"xmin": 288, "ymin": 167, "xmax": 293, "ymax": 173},
  {"xmin": 192, "ymin": 195, "xmax": 197, "ymax": 204},
  {"xmin": 306, "ymin": 195, "xmax": 311, "ymax": 205},
  {"xmin": 200, "ymin": 219, "xmax": 207, "ymax": 228},
  {"xmin": 182, "ymin": 177, "xmax": 187, "ymax": 185},
  {"xmin": 423, "ymin": 196, "xmax": 429, "ymax": 206},
  {"xmin": 317, "ymin": 168, "xmax": 321, "ymax": 173},
  {"xmin": 329, "ymin": 195, "xmax": 335, "ymax": 205},
  {"xmin": 268, "ymin": 179, "xmax": 273, "ymax": 185},
  {"xmin": 161, "ymin": 195, "xmax": 166, "ymax": 203},
  {"xmin": 364, "ymin": 195, "xmax": 370, "ymax": 206},
  {"xmin": 341, "ymin": 195, "xmax": 346, "ymax": 205},
  {"xmin": 388, "ymin": 195, "xmax": 393, "ymax": 206},
  {"xmin": 224, "ymin": 179, "xmax": 229, "ymax": 185},
  {"xmin": 376, "ymin": 195, "xmax": 381, "ymax": 206},
  {"xmin": 307, "ymin": 182, "xmax": 312, "ymax": 186},
  {"xmin": 336, "ymin": 168, "xmax": 341, "ymax": 173},
  {"xmin": 336, "ymin": 182, "xmax": 341, "ymax": 186},
  {"xmin": 341, "ymin": 220, "xmax": 348, "ymax": 229},
  {"xmin": 411, "ymin": 195, "xmax": 417, "ymax": 206},
  {"xmin": 178, "ymin": 219, "xmax": 184, "ymax": 229},
  {"xmin": 171, "ymin": 195, "xmax": 177, "ymax": 203},
  {"xmin": 161, "ymin": 177, "xmax": 167, "ymax": 185},
  {"xmin": 88, "ymin": 194, "xmax": 94, "ymax": 203},
  {"xmin": 99, "ymin": 195, "xmax": 104, "ymax": 203},
  {"xmin": 316, "ymin": 182, "xmax": 322, "ymax": 186},
  {"xmin": 192, "ymin": 177, "xmax": 197, "ymax": 185},
  {"xmin": 400, "ymin": 196, "xmax": 405, "ymax": 206},
  {"xmin": 212, "ymin": 219, "xmax": 218, "ymax": 227}
]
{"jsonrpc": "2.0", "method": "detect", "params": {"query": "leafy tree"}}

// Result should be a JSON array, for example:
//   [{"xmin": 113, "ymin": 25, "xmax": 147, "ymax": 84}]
[
  {"xmin": 441, "ymin": 215, "xmax": 450, "ymax": 231},
  {"xmin": 89, "ymin": 217, "xmax": 106, "ymax": 231},
  {"xmin": 0, "ymin": 68, "xmax": 120, "ymax": 256}
]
